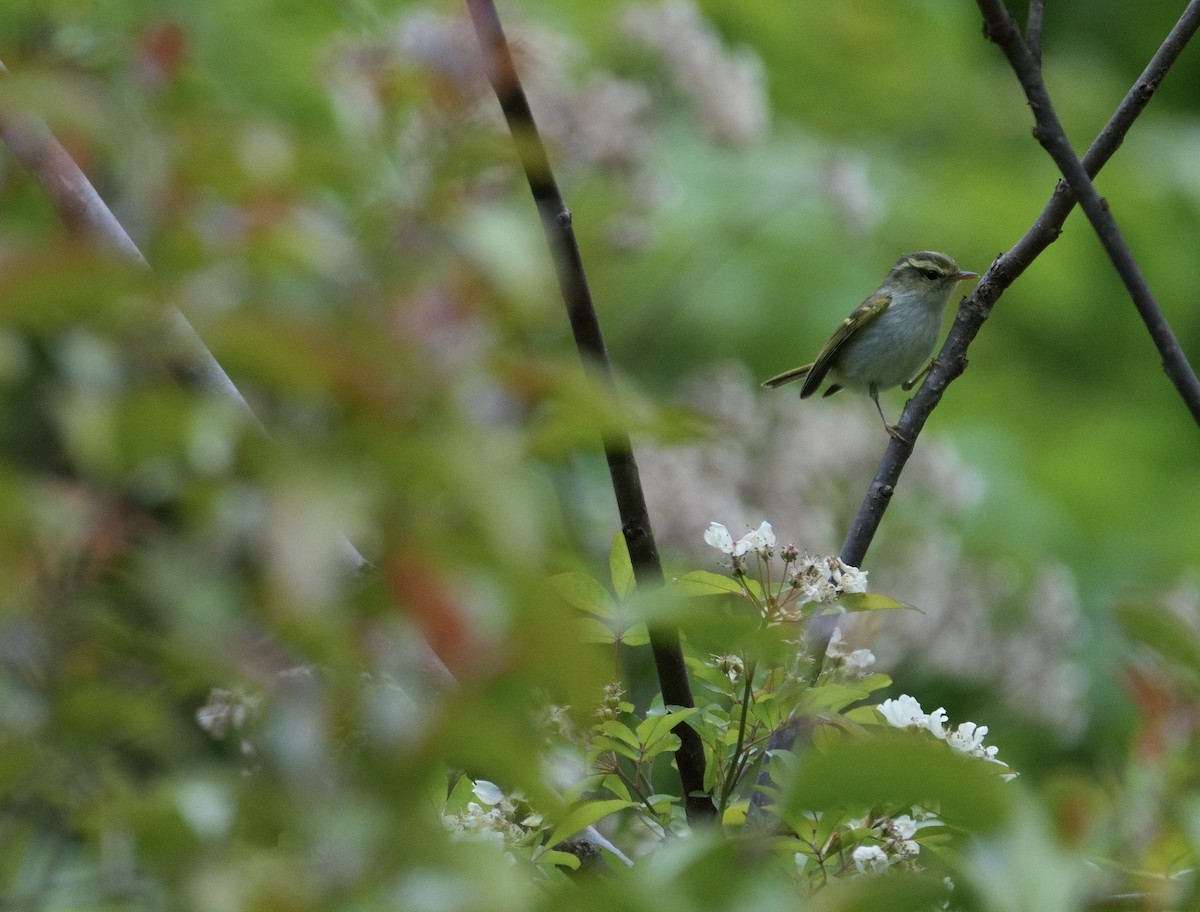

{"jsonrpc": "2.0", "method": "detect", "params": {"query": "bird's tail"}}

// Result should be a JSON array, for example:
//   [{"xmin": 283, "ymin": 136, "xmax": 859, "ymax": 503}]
[{"xmin": 761, "ymin": 363, "xmax": 813, "ymax": 389}]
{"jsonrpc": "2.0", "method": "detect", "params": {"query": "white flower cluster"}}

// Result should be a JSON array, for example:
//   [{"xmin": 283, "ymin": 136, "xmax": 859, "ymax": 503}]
[
  {"xmin": 703, "ymin": 521, "xmax": 867, "ymax": 621},
  {"xmin": 850, "ymin": 843, "xmax": 889, "ymax": 875},
  {"xmin": 796, "ymin": 809, "xmax": 934, "ymax": 880},
  {"xmin": 847, "ymin": 811, "xmax": 928, "ymax": 877},
  {"xmin": 794, "ymin": 552, "xmax": 868, "ymax": 603},
  {"xmin": 442, "ymin": 779, "xmax": 543, "ymax": 846},
  {"xmin": 878, "ymin": 694, "xmax": 1015, "ymax": 778},
  {"xmin": 621, "ymin": 0, "xmax": 769, "ymax": 146}
]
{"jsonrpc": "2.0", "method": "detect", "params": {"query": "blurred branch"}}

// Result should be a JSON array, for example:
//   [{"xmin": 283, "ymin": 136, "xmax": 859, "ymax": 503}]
[
  {"xmin": 838, "ymin": 0, "xmax": 1200, "ymax": 570},
  {"xmin": 464, "ymin": 0, "xmax": 714, "ymax": 824},
  {"xmin": 978, "ymin": 0, "xmax": 1200, "ymax": 424},
  {"xmin": 0, "ymin": 61, "xmax": 372, "ymax": 578}
]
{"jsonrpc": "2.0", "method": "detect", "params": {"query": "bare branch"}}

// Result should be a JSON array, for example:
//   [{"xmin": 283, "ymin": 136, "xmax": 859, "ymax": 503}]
[
  {"xmin": 838, "ymin": 0, "xmax": 1200, "ymax": 569},
  {"xmin": 463, "ymin": 0, "xmax": 714, "ymax": 823},
  {"xmin": 978, "ymin": 0, "xmax": 1200, "ymax": 424},
  {"xmin": 1026, "ymin": 0, "xmax": 1045, "ymax": 63}
]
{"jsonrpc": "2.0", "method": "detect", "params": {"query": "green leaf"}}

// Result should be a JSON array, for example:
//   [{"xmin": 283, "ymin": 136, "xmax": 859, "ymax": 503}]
[
  {"xmin": 644, "ymin": 793, "xmax": 679, "ymax": 811},
  {"xmin": 598, "ymin": 774, "xmax": 632, "ymax": 802},
  {"xmin": 576, "ymin": 617, "xmax": 617, "ymax": 644},
  {"xmin": 800, "ymin": 675, "xmax": 891, "ymax": 714},
  {"xmin": 636, "ymin": 708, "xmax": 700, "ymax": 758},
  {"xmin": 845, "ymin": 704, "xmax": 886, "ymax": 725},
  {"xmin": 783, "ymin": 731, "xmax": 1012, "ymax": 831},
  {"xmin": 596, "ymin": 720, "xmax": 639, "ymax": 747},
  {"xmin": 548, "ymin": 798, "xmax": 634, "ymax": 846},
  {"xmin": 591, "ymin": 737, "xmax": 640, "ymax": 761},
  {"xmin": 534, "ymin": 849, "xmax": 581, "ymax": 871},
  {"xmin": 837, "ymin": 592, "xmax": 917, "ymax": 613},
  {"xmin": 618, "ymin": 621, "xmax": 650, "ymax": 646},
  {"xmin": 610, "ymin": 532, "xmax": 636, "ymax": 601},
  {"xmin": 548, "ymin": 571, "xmax": 615, "ymax": 618},
  {"xmin": 674, "ymin": 570, "xmax": 745, "ymax": 597}
]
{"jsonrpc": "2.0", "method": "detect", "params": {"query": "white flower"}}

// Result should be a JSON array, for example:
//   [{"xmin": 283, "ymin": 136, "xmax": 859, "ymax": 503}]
[
  {"xmin": 885, "ymin": 814, "xmax": 921, "ymax": 857},
  {"xmin": 851, "ymin": 844, "xmax": 889, "ymax": 875},
  {"xmin": 793, "ymin": 553, "xmax": 836, "ymax": 602},
  {"xmin": 947, "ymin": 721, "xmax": 988, "ymax": 755},
  {"xmin": 829, "ymin": 557, "xmax": 868, "ymax": 593},
  {"xmin": 845, "ymin": 648, "xmax": 876, "ymax": 674},
  {"xmin": 705, "ymin": 520, "xmax": 778, "ymax": 558},
  {"xmin": 704, "ymin": 522, "xmax": 742, "ymax": 555},
  {"xmin": 878, "ymin": 694, "xmax": 927, "ymax": 729},
  {"xmin": 472, "ymin": 779, "xmax": 504, "ymax": 805},
  {"xmin": 924, "ymin": 706, "xmax": 948, "ymax": 740},
  {"xmin": 891, "ymin": 814, "xmax": 918, "ymax": 840},
  {"xmin": 740, "ymin": 521, "xmax": 776, "ymax": 555},
  {"xmin": 826, "ymin": 629, "xmax": 875, "ymax": 675}
]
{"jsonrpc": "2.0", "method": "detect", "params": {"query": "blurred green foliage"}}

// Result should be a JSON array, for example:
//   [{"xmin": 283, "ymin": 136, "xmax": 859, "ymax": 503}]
[{"xmin": 1, "ymin": 0, "xmax": 1200, "ymax": 909}]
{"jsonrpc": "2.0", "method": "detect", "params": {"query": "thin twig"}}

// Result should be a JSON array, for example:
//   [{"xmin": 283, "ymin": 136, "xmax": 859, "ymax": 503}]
[
  {"xmin": 0, "ymin": 60, "xmax": 373, "ymax": 577},
  {"xmin": 463, "ymin": 0, "xmax": 714, "ymax": 824},
  {"xmin": 978, "ymin": 0, "xmax": 1200, "ymax": 425},
  {"xmin": 838, "ymin": 0, "xmax": 1200, "ymax": 569}
]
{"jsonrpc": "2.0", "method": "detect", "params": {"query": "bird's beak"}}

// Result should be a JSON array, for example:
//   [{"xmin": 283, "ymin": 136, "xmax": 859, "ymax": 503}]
[{"xmin": 956, "ymin": 270, "xmax": 980, "ymax": 282}]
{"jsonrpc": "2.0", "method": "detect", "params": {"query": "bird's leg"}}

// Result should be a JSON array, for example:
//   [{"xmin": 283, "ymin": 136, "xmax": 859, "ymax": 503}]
[
  {"xmin": 901, "ymin": 356, "xmax": 940, "ymax": 392},
  {"xmin": 870, "ymin": 384, "xmax": 910, "ymax": 443}
]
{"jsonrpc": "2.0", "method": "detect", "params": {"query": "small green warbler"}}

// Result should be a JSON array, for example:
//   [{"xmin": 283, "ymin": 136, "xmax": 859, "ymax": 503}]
[{"xmin": 763, "ymin": 251, "xmax": 979, "ymax": 437}]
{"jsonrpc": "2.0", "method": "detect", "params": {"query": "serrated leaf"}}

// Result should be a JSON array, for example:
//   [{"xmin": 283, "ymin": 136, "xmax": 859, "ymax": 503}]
[
  {"xmin": 610, "ymin": 532, "xmax": 636, "ymax": 601},
  {"xmin": 548, "ymin": 798, "xmax": 634, "ymax": 846},
  {"xmin": 548, "ymin": 571, "xmax": 615, "ymax": 618}
]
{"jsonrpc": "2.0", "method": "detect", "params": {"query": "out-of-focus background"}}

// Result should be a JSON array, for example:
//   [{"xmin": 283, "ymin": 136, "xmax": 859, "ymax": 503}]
[{"xmin": 2, "ymin": 0, "xmax": 1199, "ymax": 907}]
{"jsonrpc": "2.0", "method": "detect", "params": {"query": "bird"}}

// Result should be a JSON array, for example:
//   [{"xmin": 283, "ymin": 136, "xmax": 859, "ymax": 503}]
[{"xmin": 762, "ymin": 251, "xmax": 979, "ymax": 438}]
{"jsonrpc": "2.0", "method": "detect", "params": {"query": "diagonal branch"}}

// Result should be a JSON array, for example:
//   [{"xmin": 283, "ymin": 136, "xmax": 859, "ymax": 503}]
[
  {"xmin": 753, "ymin": 2, "xmax": 1200, "ymax": 832},
  {"xmin": 977, "ymin": 0, "xmax": 1200, "ymax": 427},
  {"xmin": 1026, "ymin": 0, "xmax": 1045, "ymax": 64},
  {"xmin": 839, "ymin": 0, "xmax": 1200, "ymax": 569},
  {"xmin": 464, "ymin": 0, "xmax": 714, "ymax": 824},
  {"xmin": 0, "ymin": 63, "xmax": 373, "ymax": 577}
]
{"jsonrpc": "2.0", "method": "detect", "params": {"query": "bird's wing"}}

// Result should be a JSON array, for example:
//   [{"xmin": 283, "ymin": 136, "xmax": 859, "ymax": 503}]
[{"xmin": 799, "ymin": 291, "xmax": 892, "ymax": 399}]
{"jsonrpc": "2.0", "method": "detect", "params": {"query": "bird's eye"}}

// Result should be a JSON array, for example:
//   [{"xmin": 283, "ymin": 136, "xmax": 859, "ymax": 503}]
[{"xmin": 920, "ymin": 268, "xmax": 940, "ymax": 280}]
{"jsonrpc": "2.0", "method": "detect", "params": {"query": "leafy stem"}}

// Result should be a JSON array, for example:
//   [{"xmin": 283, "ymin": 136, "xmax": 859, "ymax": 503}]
[{"xmin": 716, "ymin": 659, "xmax": 758, "ymax": 819}]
